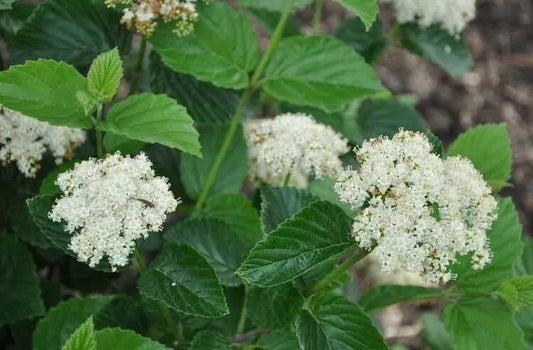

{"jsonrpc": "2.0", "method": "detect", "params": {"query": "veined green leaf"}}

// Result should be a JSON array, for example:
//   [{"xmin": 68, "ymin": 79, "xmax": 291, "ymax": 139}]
[
  {"xmin": 498, "ymin": 276, "xmax": 533, "ymax": 310},
  {"xmin": 61, "ymin": 317, "xmax": 96, "ymax": 350},
  {"xmin": 137, "ymin": 242, "xmax": 229, "ymax": 318},
  {"xmin": 264, "ymin": 36, "xmax": 388, "ymax": 112},
  {"xmin": 0, "ymin": 59, "xmax": 91, "ymax": 128},
  {"xmin": 150, "ymin": 2, "xmax": 259, "ymax": 89},
  {"xmin": 335, "ymin": 0, "xmax": 379, "ymax": 30},
  {"xmin": 237, "ymin": 201, "xmax": 354, "ymax": 287},
  {"xmin": 97, "ymin": 93, "xmax": 201, "ymax": 157},
  {"xmin": 444, "ymin": 297, "xmax": 525, "ymax": 350},
  {"xmin": 358, "ymin": 285, "xmax": 444, "ymax": 312},
  {"xmin": 447, "ymin": 123, "xmax": 512, "ymax": 192},
  {"xmin": 247, "ymin": 284, "xmax": 304, "ymax": 329},
  {"xmin": 190, "ymin": 330, "xmax": 231, "ymax": 350},
  {"xmin": 9, "ymin": 0, "xmax": 130, "ymax": 66},
  {"xmin": 297, "ymin": 293, "xmax": 387, "ymax": 350},
  {"xmin": 87, "ymin": 48, "xmax": 123, "ymax": 103},
  {"xmin": 95, "ymin": 328, "xmax": 170, "ymax": 350}
]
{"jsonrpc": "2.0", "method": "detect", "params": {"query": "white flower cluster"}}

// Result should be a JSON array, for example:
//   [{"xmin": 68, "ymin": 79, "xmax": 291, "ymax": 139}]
[
  {"xmin": 0, "ymin": 107, "xmax": 86, "ymax": 177},
  {"xmin": 244, "ymin": 113, "xmax": 349, "ymax": 189},
  {"xmin": 105, "ymin": 0, "xmax": 213, "ymax": 37},
  {"xmin": 49, "ymin": 152, "xmax": 179, "ymax": 270},
  {"xmin": 335, "ymin": 130, "xmax": 497, "ymax": 283},
  {"xmin": 384, "ymin": 0, "xmax": 476, "ymax": 35}
]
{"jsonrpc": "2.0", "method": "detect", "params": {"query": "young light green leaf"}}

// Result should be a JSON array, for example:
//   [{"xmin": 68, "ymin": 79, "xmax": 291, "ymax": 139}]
[
  {"xmin": 0, "ymin": 235, "xmax": 45, "ymax": 325},
  {"xmin": 421, "ymin": 313, "xmax": 451, "ymax": 350},
  {"xmin": 61, "ymin": 317, "xmax": 96, "ymax": 350},
  {"xmin": 137, "ymin": 242, "xmax": 229, "ymax": 318},
  {"xmin": 444, "ymin": 297, "xmax": 526, "ymax": 350},
  {"xmin": 189, "ymin": 330, "xmax": 231, "ymax": 350},
  {"xmin": 260, "ymin": 185, "xmax": 317, "ymax": 233},
  {"xmin": 358, "ymin": 285, "xmax": 445, "ymax": 312},
  {"xmin": 237, "ymin": 201, "xmax": 354, "ymax": 287},
  {"xmin": 87, "ymin": 48, "xmax": 123, "ymax": 103},
  {"xmin": 264, "ymin": 36, "xmax": 388, "ymax": 112},
  {"xmin": 498, "ymin": 276, "xmax": 533, "ymax": 310},
  {"xmin": 447, "ymin": 123, "xmax": 512, "ymax": 192},
  {"xmin": 149, "ymin": 2, "xmax": 259, "ymax": 89},
  {"xmin": 452, "ymin": 198, "xmax": 524, "ymax": 293},
  {"xmin": 257, "ymin": 329, "xmax": 300, "ymax": 350},
  {"xmin": 97, "ymin": 93, "xmax": 201, "ymax": 157},
  {"xmin": 297, "ymin": 293, "xmax": 388, "ymax": 350},
  {"xmin": 0, "ymin": 59, "xmax": 91, "ymax": 128},
  {"xmin": 202, "ymin": 194, "xmax": 264, "ymax": 244},
  {"xmin": 27, "ymin": 195, "xmax": 119, "ymax": 273},
  {"xmin": 179, "ymin": 125, "xmax": 247, "ymax": 199},
  {"xmin": 9, "ymin": 0, "xmax": 130, "ymax": 66},
  {"xmin": 76, "ymin": 90, "xmax": 97, "ymax": 117},
  {"xmin": 398, "ymin": 23, "xmax": 472, "ymax": 78},
  {"xmin": 165, "ymin": 218, "xmax": 256, "ymax": 286},
  {"xmin": 335, "ymin": 0, "xmax": 379, "ymax": 30},
  {"xmin": 33, "ymin": 296, "xmax": 113, "ymax": 350},
  {"xmin": 94, "ymin": 328, "xmax": 170, "ymax": 350},
  {"xmin": 335, "ymin": 17, "xmax": 387, "ymax": 64},
  {"xmin": 247, "ymin": 284, "xmax": 304, "ymax": 329}
]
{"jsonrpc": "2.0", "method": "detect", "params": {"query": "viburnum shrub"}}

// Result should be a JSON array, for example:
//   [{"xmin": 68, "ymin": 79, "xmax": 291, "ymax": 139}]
[{"xmin": 0, "ymin": 0, "xmax": 531, "ymax": 349}]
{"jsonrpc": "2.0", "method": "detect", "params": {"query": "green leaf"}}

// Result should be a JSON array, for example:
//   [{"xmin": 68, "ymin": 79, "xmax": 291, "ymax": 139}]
[
  {"xmin": 150, "ymin": 2, "xmax": 259, "ymax": 89},
  {"xmin": 499, "ymin": 276, "xmax": 533, "ymax": 310},
  {"xmin": 33, "ymin": 296, "xmax": 113, "ymax": 350},
  {"xmin": 355, "ymin": 98, "xmax": 426, "ymax": 143},
  {"xmin": 257, "ymin": 329, "xmax": 300, "ymax": 350},
  {"xmin": 165, "ymin": 218, "xmax": 254, "ymax": 286},
  {"xmin": 9, "ymin": 0, "xmax": 130, "ymax": 66},
  {"xmin": 87, "ymin": 48, "xmax": 123, "ymax": 103},
  {"xmin": 97, "ymin": 93, "xmax": 201, "ymax": 157},
  {"xmin": 143, "ymin": 145, "xmax": 183, "ymax": 195},
  {"xmin": 0, "ymin": 0, "xmax": 16, "ymax": 10},
  {"xmin": 27, "ymin": 195, "xmax": 118, "ymax": 272},
  {"xmin": 203, "ymin": 194, "xmax": 264, "ymax": 244},
  {"xmin": 452, "ymin": 198, "xmax": 524, "ymax": 293},
  {"xmin": 398, "ymin": 23, "xmax": 472, "ymax": 78},
  {"xmin": 0, "ymin": 59, "xmax": 91, "ymax": 128},
  {"xmin": 0, "ymin": 235, "xmax": 44, "ymax": 325},
  {"xmin": 190, "ymin": 330, "xmax": 231, "ymax": 350},
  {"xmin": 447, "ymin": 124, "xmax": 512, "ymax": 192},
  {"xmin": 102, "ymin": 133, "xmax": 146, "ymax": 154},
  {"xmin": 444, "ymin": 297, "xmax": 525, "ymax": 350},
  {"xmin": 94, "ymin": 328, "xmax": 170, "ymax": 350},
  {"xmin": 297, "ymin": 293, "xmax": 387, "ymax": 350},
  {"xmin": 0, "ymin": 3, "xmax": 36, "ymax": 38},
  {"xmin": 61, "ymin": 317, "xmax": 96, "ymax": 350},
  {"xmin": 358, "ymin": 285, "xmax": 444, "ymax": 312},
  {"xmin": 421, "ymin": 313, "xmax": 451, "ymax": 350},
  {"xmin": 264, "ymin": 36, "xmax": 388, "ymax": 112},
  {"xmin": 516, "ymin": 305, "xmax": 533, "ymax": 346},
  {"xmin": 179, "ymin": 125, "xmax": 247, "ymax": 199},
  {"xmin": 39, "ymin": 161, "xmax": 77, "ymax": 196},
  {"xmin": 516, "ymin": 238, "xmax": 533, "ymax": 276},
  {"xmin": 237, "ymin": 201, "xmax": 353, "ymax": 287},
  {"xmin": 137, "ymin": 242, "xmax": 229, "ymax": 318},
  {"xmin": 8, "ymin": 197, "xmax": 54, "ymax": 249},
  {"xmin": 260, "ymin": 185, "xmax": 317, "ymax": 233},
  {"xmin": 247, "ymin": 284, "xmax": 304, "ymax": 329},
  {"xmin": 335, "ymin": 0, "xmax": 379, "ymax": 30},
  {"xmin": 237, "ymin": 0, "xmax": 313, "ymax": 12},
  {"xmin": 308, "ymin": 177, "xmax": 355, "ymax": 217},
  {"xmin": 335, "ymin": 17, "xmax": 387, "ymax": 64},
  {"xmin": 150, "ymin": 54, "xmax": 249, "ymax": 127}
]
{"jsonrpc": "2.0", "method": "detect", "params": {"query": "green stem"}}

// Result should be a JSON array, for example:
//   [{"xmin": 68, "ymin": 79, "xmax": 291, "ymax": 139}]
[
  {"xmin": 193, "ymin": 0, "xmax": 296, "ymax": 210},
  {"xmin": 95, "ymin": 104, "xmax": 104, "ymax": 159},
  {"xmin": 130, "ymin": 37, "xmax": 147, "ymax": 94},
  {"xmin": 311, "ymin": 0, "xmax": 323, "ymax": 35},
  {"xmin": 236, "ymin": 281, "xmax": 249, "ymax": 333},
  {"xmin": 132, "ymin": 247, "xmax": 147, "ymax": 273},
  {"xmin": 311, "ymin": 248, "xmax": 370, "ymax": 294},
  {"xmin": 283, "ymin": 174, "xmax": 291, "ymax": 186}
]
